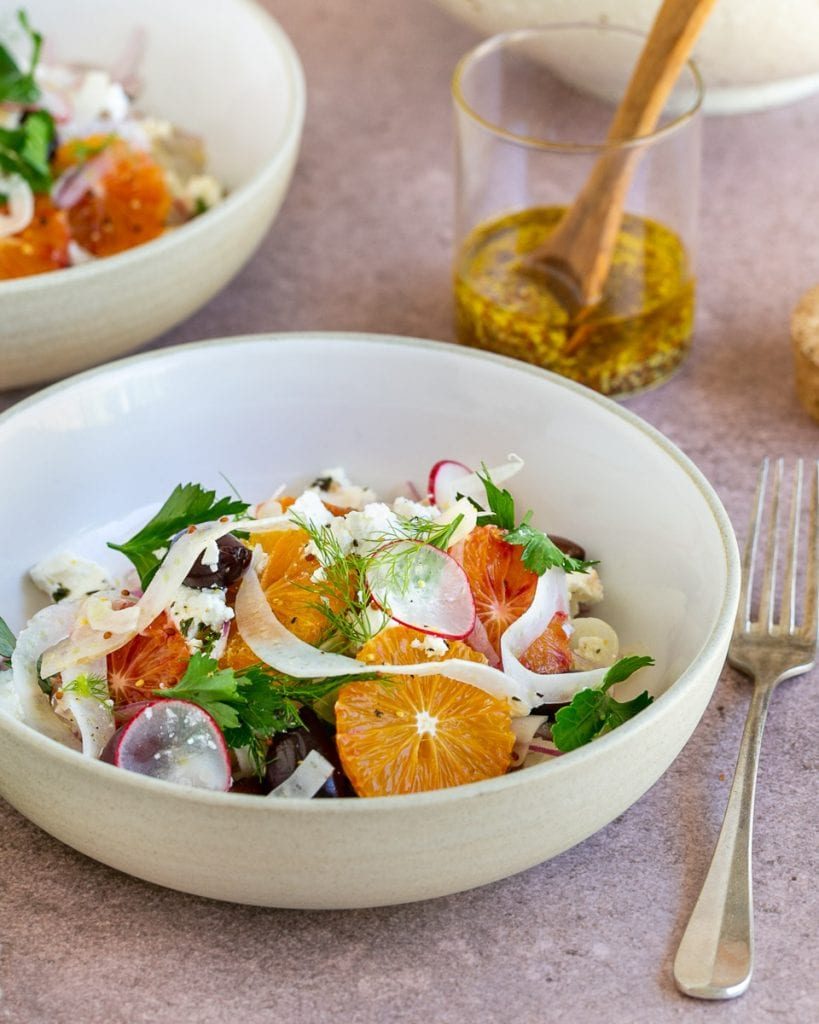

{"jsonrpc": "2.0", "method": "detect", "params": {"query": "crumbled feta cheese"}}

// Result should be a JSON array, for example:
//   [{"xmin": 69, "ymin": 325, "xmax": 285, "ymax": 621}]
[
  {"xmin": 392, "ymin": 496, "xmax": 440, "ymax": 520},
  {"xmin": 410, "ymin": 635, "xmax": 449, "ymax": 658},
  {"xmin": 139, "ymin": 116, "xmax": 174, "ymax": 143},
  {"xmin": 169, "ymin": 585, "xmax": 234, "ymax": 655},
  {"xmin": 180, "ymin": 174, "xmax": 222, "ymax": 212},
  {"xmin": 308, "ymin": 467, "xmax": 376, "ymax": 511},
  {"xmin": 290, "ymin": 491, "xmax": 334, "ymax": 531},
  {"xmin": 567, "ymin": 567, "xmax": 604, "ymax": 616},
  {"xmin": 30, "ymin": 552, "xmax": 112, "ymax": 603},
  {"xmin": 304, "ymin": 501, "xmax": 402, "ymax": 564}
]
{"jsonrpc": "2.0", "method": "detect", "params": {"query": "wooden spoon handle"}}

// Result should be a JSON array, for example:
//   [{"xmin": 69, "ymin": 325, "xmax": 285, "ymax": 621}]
[
  {"xmin": 607, "ymin": 0, "xmax": 715, "ymax": 143},
  {"xmin": 526, "ymin": 0, "xmax": 716, "ymax": 309}
]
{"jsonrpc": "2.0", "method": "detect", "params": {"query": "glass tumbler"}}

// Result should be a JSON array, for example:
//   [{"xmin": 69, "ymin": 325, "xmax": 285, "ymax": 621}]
[{"xmin": 452, "ymin": 25, "xmax": 703, "ymax": 397}]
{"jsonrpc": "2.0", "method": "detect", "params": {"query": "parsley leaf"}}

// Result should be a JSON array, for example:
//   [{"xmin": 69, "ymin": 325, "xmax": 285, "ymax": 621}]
[
  {"xmin": 107, "ymin": 483, "xmax": 249, "ymax": 588},
  {"xmin": 0, "ymin": 109, "xmax": 55, "ymax": 193},
  {"xmin": 0, "ymin": 615, "xmax": 16, "ymax": 661},
  {"xmin": 0, "ymin": 10, "xmax": 42, "ymax": 104},
  {"xmin": 153, "ymin": 654, "xmax": 374, "ymax": 776},
  {"xmin": 474, "ymin": 466, "xmax": 597, "ymax": 576},
  {"xmin": 551, "ymin": 655, "xmax": 655, "ymax": 752}
]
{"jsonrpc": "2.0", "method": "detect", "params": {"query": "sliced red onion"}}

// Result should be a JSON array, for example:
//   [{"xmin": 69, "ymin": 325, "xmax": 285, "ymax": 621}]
[
  {"xmin": 510, "ymin": 715, "xmax": 548, "ymax": 769},
  {"xmin": 52, "ymin": 149, "xmax": 116, "ymax": 209},
  {"xmin": 0, "ymin": 174, "xmax": 34, "ymax": 237}
]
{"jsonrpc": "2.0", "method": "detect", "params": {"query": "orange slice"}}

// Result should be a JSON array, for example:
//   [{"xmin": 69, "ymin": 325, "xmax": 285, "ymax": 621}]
[
  {"xmin": 56, "ymin": 137, "xmax": 171, "ymax": 256},
  {"xmin": 0, "ymin": 196, "xmax": 71, "ymax": 280},
  {"xmin": 460, "ymin": 525, "xmax": 537, "ymax": 655},
  {"xmin": 335, "ymin": 674, "xmax": 514, "ymax": 796},
  {"xmin": 519, "ymin": 611, "xmax": 573, "ymax": 674},
  {"xmin": 357, "ymin": 624, "xmax": 486, "ymax": 667},
  {"xmin": 107, "ymin": 612, "xmax": 190, "ymax": 707}
]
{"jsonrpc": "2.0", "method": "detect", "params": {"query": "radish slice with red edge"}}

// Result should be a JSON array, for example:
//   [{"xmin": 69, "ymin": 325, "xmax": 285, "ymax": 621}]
[
  {"xmin": 101, "ymin": 699, "xmax": 231, "ymax": 791},
  {"xmin": 365, "ymin": 540, "xmax": 476, "ymax": 640},
  {"xmin": 428, "ymin": 460, "xmax": 471, "ymax": 508},
  {"xmin": 428, "ymin": 455, "xmax": 525, "ymax": 510}
]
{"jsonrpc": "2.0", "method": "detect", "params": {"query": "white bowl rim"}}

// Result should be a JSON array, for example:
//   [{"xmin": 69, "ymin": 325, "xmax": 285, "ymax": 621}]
[
  {"xmin": 0, "ymin": 0, "xmax": 306, "ymax": 296},
  {"xmin": 0, "ymin": 331, "xmax": 741, "ymax": 814}
]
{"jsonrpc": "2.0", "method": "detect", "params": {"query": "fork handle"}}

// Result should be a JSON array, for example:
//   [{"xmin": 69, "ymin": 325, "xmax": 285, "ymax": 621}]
[{"xmin": 673, "ymin": 680, "xmax": 775, "ymax": 999}]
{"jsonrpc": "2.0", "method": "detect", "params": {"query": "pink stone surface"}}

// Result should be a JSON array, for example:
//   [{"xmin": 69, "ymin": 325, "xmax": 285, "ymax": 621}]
[{"xmin": 1, "ymin": 2, "xmax": 818, "ymax": 1021}]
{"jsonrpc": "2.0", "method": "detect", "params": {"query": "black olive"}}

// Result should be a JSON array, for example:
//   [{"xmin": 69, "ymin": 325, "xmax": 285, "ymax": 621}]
[
  {"xmin": 529, "ymin": 700, "xmax": 569, "ymax": 719},
  {"xmin": 266, "ymin": 708, "xmax": 353, "ymax": 798},
  {"xmin": 550, "ymin": 535, "xmax": 587, "ymax": 561},
  {"xmin": 182, "ymin": 534, "xmax": 251, "ymax": 589}
]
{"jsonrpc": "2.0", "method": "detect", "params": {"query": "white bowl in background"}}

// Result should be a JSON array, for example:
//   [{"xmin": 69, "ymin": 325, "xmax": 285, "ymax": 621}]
[
  {"xmin": 0, "ymin": 0, "xmax": 305, "ymax": 390},
  {"xmin": 428, "ymin": 0, "xmax": 819, "ymax": 114},
  {"xmin": 0, "ymin": 334, "xmax": 739, "ymax": 908}
]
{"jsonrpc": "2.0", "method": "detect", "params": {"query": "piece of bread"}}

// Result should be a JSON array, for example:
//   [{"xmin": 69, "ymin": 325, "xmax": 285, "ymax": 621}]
[{"xmin": 791, "ymin": 284, "xmax": 819, "ymax": 423}]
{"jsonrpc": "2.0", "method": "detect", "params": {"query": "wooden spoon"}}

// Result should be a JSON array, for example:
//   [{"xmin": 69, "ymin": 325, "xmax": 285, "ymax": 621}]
[{"xmin": 521, "ymin": 0, "xmax": 717, "ymax": 313}]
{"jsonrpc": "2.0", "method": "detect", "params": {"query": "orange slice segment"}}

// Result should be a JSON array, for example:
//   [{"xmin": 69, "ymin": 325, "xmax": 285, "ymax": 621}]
[
  {"xmin": 335, "ymin": 674, "xmax": 514, "ymax": 796},
  {"xmin": 56, "ymin": 137, "xmax": 172, "ymax": 256},
  {"xmin": 107, "ymin": 612, "xmax": 190, "ymax": 707},
  {"xmin": 357, "ymin": 624, "xmax": 486, "ymax": 667},
  {"xmin": 0, "ymin": 196, "xmax": 71, "ymax": 280},
  {"xmin": 460, "ymin": 525, "xmax": 537, "ymax": 655},
  {"xmin": 519, "ymin": 611, "xmax": 573, "ymax": 674}
]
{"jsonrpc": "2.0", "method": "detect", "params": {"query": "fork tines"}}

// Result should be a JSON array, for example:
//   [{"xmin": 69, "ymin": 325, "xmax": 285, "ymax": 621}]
[{"xmin": 737, "ymin": 458, "xmax": 819, "ymax": 639}]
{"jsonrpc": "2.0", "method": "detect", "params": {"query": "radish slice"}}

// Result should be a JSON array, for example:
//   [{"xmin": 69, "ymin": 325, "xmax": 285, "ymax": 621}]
[
  {"xmin": 365, "ymin": 541, "xmax": 475, "ymax": 639},
  {"xmin": 428, "ymin": 460, "xmax": 471, "ymax": 508},
  {"xmin": 234, "ymin": 568, "xmax": 531, "ymax": 713},
  {"xmin": 466, "ymin": 614, "xmax": 500, "ymax": 667},
  {"xmin": 501, "ymin": 568, "xmax": 609, "ymax": 704},
  {"xmin": 267, "ymin": 749, "xmax": 335, "ymax": 799},
  {"xmin": 101, "ymin": 700, "xmax": 231, "ymax": 791},
  {"xmin": 429, "ymin": 455, "xmax": 525, "ymax": 510},
  {"xmin": 10, "ymin": 603, "xmax": 81, "ymax": 748}
]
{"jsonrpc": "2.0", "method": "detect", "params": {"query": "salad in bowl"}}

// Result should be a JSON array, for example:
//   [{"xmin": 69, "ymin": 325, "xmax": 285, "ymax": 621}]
[
  {"xmin": 0, "ymin": 456, "xmax": 653, "ymax": 800},
  {"xmin": 0, "ymin": 8, "xmax": 223, "ymax": 278}
]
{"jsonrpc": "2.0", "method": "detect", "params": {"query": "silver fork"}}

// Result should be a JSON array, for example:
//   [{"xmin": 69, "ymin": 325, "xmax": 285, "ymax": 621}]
[{"xmin": 673, "ymin": 458, "xmax": 819, "ymax": 1000}]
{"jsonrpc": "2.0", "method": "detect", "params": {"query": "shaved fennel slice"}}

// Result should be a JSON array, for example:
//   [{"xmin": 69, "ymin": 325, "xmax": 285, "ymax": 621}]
[
  {"xmin": 510, "ymin": 715, "xmax": 547, "ymax": 769},
  {"xmin": 57, "ymin": 658, "xmax": 114, "ymax": 759},
  {"xmin": 40, "ymin": 513, "xmax": 290, "ymax": 677},
  {"xmin": 433, "ymin": 497, "xmax": 477, "ymax": 547},
  {"xmin": 443, "ymin": 454, "xmax": 525, "ymax": 509},
  {"xmin": 10, "ymin": 604, "xmax": 81, "ymax": 748},
  {"xmin": 235, "ymin": 569, "xmax": 531, "ymax": 713},
  {"xmin": 267, "ymin": 750, "xmax": 335, "ymax": 799},
  {"xmin": 501, "ymin": 568, "xmax": 608, "ymax": 704}
]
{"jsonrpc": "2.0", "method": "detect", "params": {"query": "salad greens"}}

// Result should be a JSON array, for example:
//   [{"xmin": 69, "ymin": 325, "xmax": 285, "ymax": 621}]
[
  {"xmin": 153, "ymin": 653, "xmax": 377, "ymax": 775},
  {"xmin": 0, "ymin": 615, "xmax": 16, "ymax": 661},
  {"xmin": 551, "ymin": 655, "xmax": 655, "ymax": 752},
  {"xmin": 0, "ymin": 10, "xmax": 42, "ymax": 104},
  {"xmin": 474, "ymin": 466, "xmax": 597, "ymax": 576},
  {"xmin": 108, "ymin": 483, "xmax": 248, "ymax": 589}
]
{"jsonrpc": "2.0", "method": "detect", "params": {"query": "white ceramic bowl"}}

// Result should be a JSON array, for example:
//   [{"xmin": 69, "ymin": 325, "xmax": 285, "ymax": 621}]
[
  {"xmin": 429, "ymin": 0, "xmax": 819, "ymax": 114},
  {"xmin": 0, "ymin": 0, "xmax": 304, "ymax": 390},
  {"xmin": 0, "ymin": 334, "xmax": 739, "ymax": 908}
]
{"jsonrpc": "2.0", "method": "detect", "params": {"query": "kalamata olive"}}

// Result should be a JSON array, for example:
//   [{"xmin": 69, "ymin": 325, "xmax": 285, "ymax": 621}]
[
  {"xmin": 550, "ymin": 535, "xmax": 586, "ymax": 562},
  {"xmin": 231, "ymin": 775, "xmax": 270, "ymax": 796},
  {"xmin": 183, "ymin": 534, "xmax": 251, "ymax": 589},
  {"xmin": 529, "ymin": 700, "xmax": 569, "ymax": 719},
  {"xmin": 266, "ymin": 708, "xmax": 353, "ymax": 798}
]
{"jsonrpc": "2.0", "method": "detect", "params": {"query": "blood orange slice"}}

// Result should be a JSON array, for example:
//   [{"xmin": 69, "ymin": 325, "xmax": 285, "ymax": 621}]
[
  {"xmin": 518, "ymin": 611, "xmax": 573, "ymax": 674},
  {"xmin": 0, "ymin": 196, "xmax": 71, "ymax": 280},
  {"xmin": 459, "ymin": 525, "xmax": 537, "ymax": 655},
  {"xmin": 56, "ymin": 137, "xmax": 171, "ymax": 256},
  {"xmin": 107, "ymin": 612, "xmax": 190, "ymax": 707},
  {"xmin": 335, "ymin": 674, "xmax": 514, "ymax": 796}
]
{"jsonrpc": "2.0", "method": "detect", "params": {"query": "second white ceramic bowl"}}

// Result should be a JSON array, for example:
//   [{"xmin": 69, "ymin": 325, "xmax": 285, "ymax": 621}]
[
  {"xmin": 0, "ymin": 334, "xmax": 739, "ymax": 907},
  {"xmin": 0, "ymin": 0, "xmax": 305, "ymax": 389}
]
